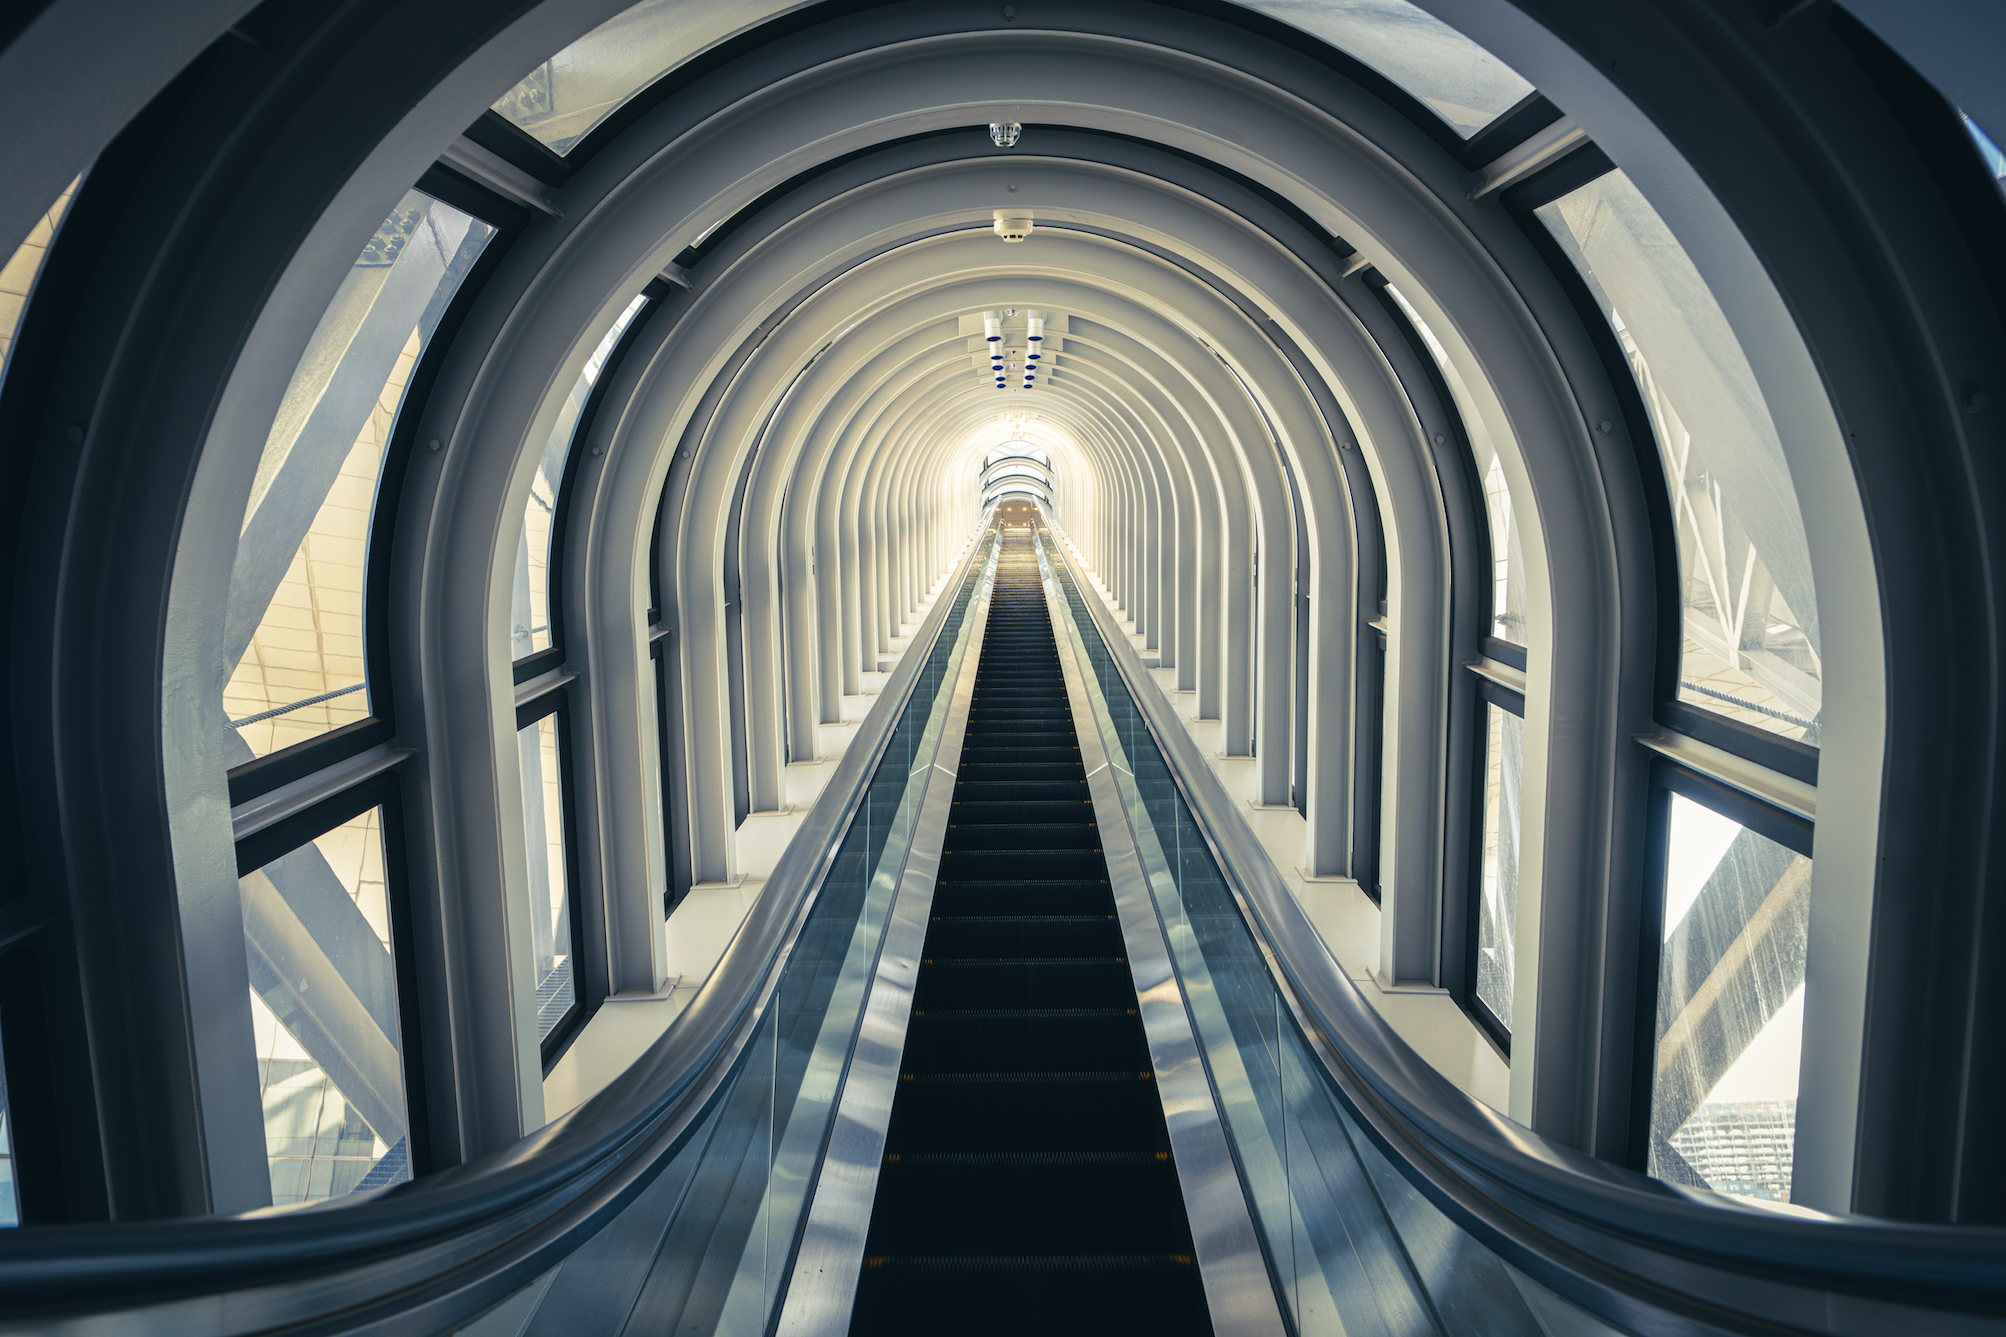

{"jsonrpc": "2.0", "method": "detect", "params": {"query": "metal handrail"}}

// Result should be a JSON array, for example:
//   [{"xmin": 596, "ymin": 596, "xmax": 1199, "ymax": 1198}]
[
  {"xmin": 1039, "ymin": 530, "xmax": 2006, "ymax": 1337},
  {"xmin": 0, "ymin": 535, "xmax": 996, "ymax": 1335}
]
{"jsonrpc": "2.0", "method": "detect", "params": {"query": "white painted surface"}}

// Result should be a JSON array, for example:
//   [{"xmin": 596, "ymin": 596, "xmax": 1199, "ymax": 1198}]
[{"xmin": 541, "ymin": 575, "xmax": 952, "ymax": 1119}]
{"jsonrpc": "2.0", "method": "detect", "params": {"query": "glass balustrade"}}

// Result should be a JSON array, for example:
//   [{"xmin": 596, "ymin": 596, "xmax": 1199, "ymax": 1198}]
[
  {"xmin": 1035, "ymin": 530, "xmax": 1598, "ymax": 1336},
  {"xmin": 566, "ymin": 534, "xmax": 996, "ymax": 1334}
]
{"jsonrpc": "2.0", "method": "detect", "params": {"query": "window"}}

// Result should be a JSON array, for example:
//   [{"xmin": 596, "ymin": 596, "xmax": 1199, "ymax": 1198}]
[
  {"xmin": 1473, "ymin": 686, "xmax": 1524, "ymax": 1039},
  {"xmin": 1643, "ymin": 775, "xmax": 1811, "ymax": 1203},
  {"xmin": 512, "ymin": 294, "xmax": 648, "ymax": 661},
  {"xmin": 492, "ymin": 0, "xmax": 803, "ymax": 155},
  {"xmin": 1480, "ymin": 448, "xmax": 1527, "ymax": 649},
  {"xmin": 652, "ymin": 631, "xmax": 692, "ymax": 916},
  {"xmin": 516, "ymin": 700, "xmax": 585, "ymax": 1054},
  {"xmin": 223, "ymin": 191, "xmax": 495, "ymax": 761},
  {"xmin": 0, "ymin": 1022, "xmax": 16, "ymax": 1228},
  {"xmin": 1537, "ymin": 171, "xmax": 1821, "ymax": 745},
  {"xmin": 1964, "ymin": 112, "xmax": 2006, "ymax": 188},
  {"xmin": 239, "ymin": 799, "xmax": 416, "ymax": 1206},
  {"xmin": 1382, "ymin": 282, "xmax": 1527, "ymax": 653},
  {"xmin": 0, "ymin": 176, "xmax": 77, "ymax": 388},
  {"xmin": 1228, "ymin": 0, "xmax": 1534, "ymax": 137}
]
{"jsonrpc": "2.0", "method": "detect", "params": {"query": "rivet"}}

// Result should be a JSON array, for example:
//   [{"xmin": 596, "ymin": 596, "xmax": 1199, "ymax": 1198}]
[
  {"xmin": 680, "ymin": 450, "xmax": 693, "ymax": 459},
  {"xmin": 590, "ymin": 445, "xmax": 603, "ymax": 457},
  {"xmin": 428, "ymin": 438, "xmax": 443, "ymax": 452},
  {"xmin": 1596, "ymin": 419, "xmax": 1613, "ymax": 433},
  {"xmin": 1001, "ymin": 3, "xmax": 1016, "ymax": 16},
  {"xmin": 1433, "ymin": 433, "xmax": 1446, "ymax": 445}
]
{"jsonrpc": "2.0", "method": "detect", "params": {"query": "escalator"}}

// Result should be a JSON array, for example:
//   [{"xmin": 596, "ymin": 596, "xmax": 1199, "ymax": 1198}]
[
  {"xmin": 848, "ymin": 528, "xmax": 1211, "ymax": 1336},
  {"xmin": 30, "ymin": 522, "xmax": 1992, "ymax": 1337}
]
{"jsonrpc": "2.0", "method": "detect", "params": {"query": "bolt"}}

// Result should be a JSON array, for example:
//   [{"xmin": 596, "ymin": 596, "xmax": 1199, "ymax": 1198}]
[
  {"xmin": 428, "ymin": 437, "xmax": 442, "ymax": 452},
  {"xmin": 1596, "ymin": 418, "xmax": 1614, "ymax": 433}
]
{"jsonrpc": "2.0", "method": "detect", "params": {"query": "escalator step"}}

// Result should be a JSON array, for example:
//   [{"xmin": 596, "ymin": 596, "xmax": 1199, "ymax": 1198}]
[{"xmin": 851, "ymin": 527, "xmax": 1210, "ymax": 1337}]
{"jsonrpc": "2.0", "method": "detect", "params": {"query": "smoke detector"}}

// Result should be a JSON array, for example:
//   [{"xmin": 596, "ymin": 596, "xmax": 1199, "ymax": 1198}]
[{"xmin": 993, "ymin": 209, "xmax": 1034, "ymax": 243}]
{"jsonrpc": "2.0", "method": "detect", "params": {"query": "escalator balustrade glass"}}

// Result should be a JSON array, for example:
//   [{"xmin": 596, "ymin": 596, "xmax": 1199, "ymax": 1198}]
[
  {"xmin": 523, "ymin": 536, "xmax": 996, "ymax": 1337},
  {"xmin": 1038, "ymin": 530, "xmax": 1583, "ymax": 1337}
]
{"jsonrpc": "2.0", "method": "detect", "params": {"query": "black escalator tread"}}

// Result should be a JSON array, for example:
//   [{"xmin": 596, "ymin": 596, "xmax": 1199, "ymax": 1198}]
[{"xmin": 851, "ymin": 526, "xmax": 1211, "ymax": 1337}]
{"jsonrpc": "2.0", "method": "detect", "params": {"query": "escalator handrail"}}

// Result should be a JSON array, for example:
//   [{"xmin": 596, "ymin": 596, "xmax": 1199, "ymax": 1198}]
[
  {"xmin": 0, "ymin": 535, "xmax": 996, "ymax": 1331},
  {"xmin": 1039, "ymin": 531, "xmax": 2006, "ymax": 1328}
]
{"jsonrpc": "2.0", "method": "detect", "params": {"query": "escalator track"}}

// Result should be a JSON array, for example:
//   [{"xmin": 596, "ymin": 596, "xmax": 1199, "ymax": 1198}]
[{"xmin": 848, "ymin": 527, "xmax": 1213, "ymax": 1337}]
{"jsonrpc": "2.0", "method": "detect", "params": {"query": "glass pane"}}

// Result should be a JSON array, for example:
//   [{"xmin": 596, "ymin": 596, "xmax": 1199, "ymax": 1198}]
[
  {"xmin": 493, "ymin": 0, "xmax": 806, "ymax": 155},
  {"xmin": 1538, "ymin": 172, "xmax": 1822, "ymax": 743},
  {"xmin": 1965, "ymin": 113, "xmax": 2006, "ymax": 190},
  {"xmin": 1384, "ymin": 283, "xmax": 1527, "ymax": 645},
  {"xmin": 0, "ymin": 176, "xmax": 78, "ymax": 388},
  {"xmin": 1650, "ymin": 793, "xmax": 1809, "ymax": 1203},
  {"xmin": 224, "ymin": 192, "xmax": 495, "ymax": 761},
  {"xmin": 1481, "ymin": 451, "xmax": 1528, "ymax": 645},
  {"xmin": 519, "ymin": 711, "xmax": 575, "ymax": 1039},
  {"xmin": 1229, "ymin": 0, "xmax": 1534, "ymax": 136},
  {"xmin": 241, "ymin": 806, "xmax": 412, "ymax": 1206},
  {"xmin": 512, "ymin": 294, "xmax": 647, "ymax": 659},
  {"xmin": 1476, "ymin": 702, "xmax": 1522, "ymax": 1029},
  {"xmin": 0, "ymin": 1012, "xmax": 17, "ymax": 1228}
]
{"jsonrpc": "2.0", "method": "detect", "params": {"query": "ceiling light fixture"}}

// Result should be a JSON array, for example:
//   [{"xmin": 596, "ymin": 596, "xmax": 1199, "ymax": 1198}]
[{"xmin": 989, "ymin": 122, "xmax": 1022, "ymax": 148}]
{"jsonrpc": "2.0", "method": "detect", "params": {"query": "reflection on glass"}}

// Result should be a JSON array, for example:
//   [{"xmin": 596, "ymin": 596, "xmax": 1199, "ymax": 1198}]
[
  {"xmin": 223, "ymin": 193, "xmax": 495, "ymax": 760},
  {"xmin": 1384, "ymin": 283, "xmax": 1528, "ymax": 645},
  {"xmin": 619, "ymin": 540, "xmax": 995, "ymax": 1334},
  {"xmin": 0, "ymin": 177, "xmax": 77, "ymax": 389},
  {"xmin": 241, "ymin": 807, "xmax": 412, "ymax": 1206},
  {"xmin": 1229, "ymin": 0, "xmax": 1534, "ymax": 136},
  {"xmin": 1538, "ymin": 172, "xmax": 1822, "ymax": 743},
  {"xmin": 512, "ymin": 294, "xmax": 647, "ymax": 659},
  {"xmin": 982, "ymin": 439, "xmax": 1050, "ymax": 470},
  {"xmin": 1040, "ymin": 534, "xmax": 1557, "ymax": 1333},
  {"xmin": 0, "ymin": 1012, "xmax": 17, "ymax": 1228},
  {"xmin": 493, "ymin": 0, "xmax": 805, "ymax": 154},
  {"xmin": 1650, "ymin": 793, "xmax": 1808, "ymax": 1203},
  {"xmin": 1481, "ymin": 452, "xmax": 1527, "ymax": 644},
  {"xmin": 1476, "ymin": 702, "xmax": 1522, "ymax": 1029},
  {"xmin": 519, "ymin": 712, "xmax": 575, "ymax": 1039},
  {"xmin": 1965, "ymin": 113, "xmax": 2006, "ymax": 187}
]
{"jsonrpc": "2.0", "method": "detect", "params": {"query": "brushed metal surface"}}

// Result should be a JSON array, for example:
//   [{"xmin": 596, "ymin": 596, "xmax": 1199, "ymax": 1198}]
[{"xmin": 1035, "ymin": 533, "xmax": 1289, "ymax": 1337}]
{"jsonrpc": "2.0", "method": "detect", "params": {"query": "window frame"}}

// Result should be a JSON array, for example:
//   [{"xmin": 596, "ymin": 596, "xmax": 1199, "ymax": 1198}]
[
  {"xmin": 231, "ymin": 767, "xmax": 433, "ymax": 1188},
  {"xmin": 1465, "ymin": 676, "xmax": 1526, "ymax": 1055},
  {"xmin": 651, "ymin": 626, "xmax": 693, "ymax": 917},
  {"xmin": 510, "ymin": 279, "xmax": 669, "ymax": 685},
  {"xmin": 512, "ymin": 686, "xmax": 596, "ymax": 1069},
  {"xmin": 225, "ymin": 166, "xmax": 529, "ymax": 808},
  {"xmin": 1627, "ymin": 758, "xmax": 1815, "ymax": 1178},
  {"xmin": 1360, "ymin": 272, "xmax": 1500, "ymax": 1007},
  {"xmin": 1501, "ymin": 149, "xmax": 1821, "ymax": 786}
]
